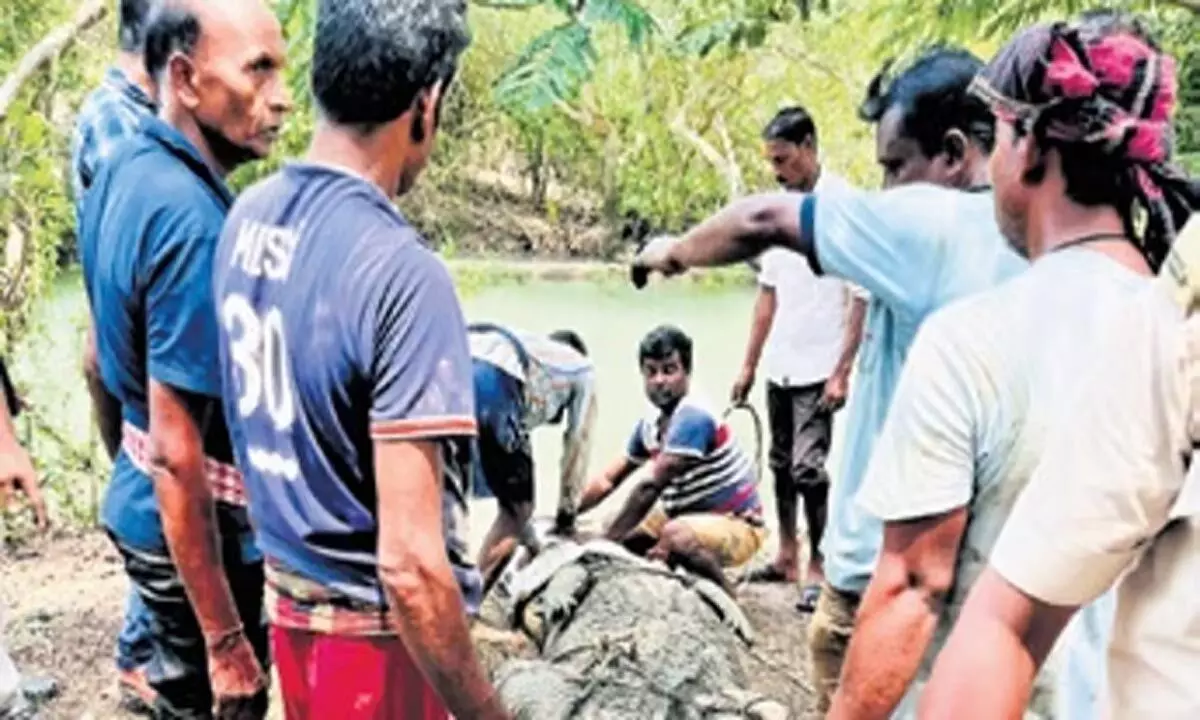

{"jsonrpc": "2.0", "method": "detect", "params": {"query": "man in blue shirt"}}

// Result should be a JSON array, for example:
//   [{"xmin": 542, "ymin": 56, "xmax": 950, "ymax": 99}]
[
  {"xmin": 630, "ymin": 48, "xmax": 1026, "ymax": 713},
  {"xmin": 79, "ymin": 0, "xmax": 290, "ymax": 716},
  {"xmin": 213, "ymin": 1, "xmax": 504, "ymax": 718},
  {"xmin": 70, "ymin": 2, "xmax": 158, "ymax": 704}
]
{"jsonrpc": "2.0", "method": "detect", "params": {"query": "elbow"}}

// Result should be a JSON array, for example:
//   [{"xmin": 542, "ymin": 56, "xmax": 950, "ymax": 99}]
[
  {"xmin": 378, "ymin": 548, "xmax": 444, "ymax": 609},
  {"xmin": 82, "ymin": 346, "xmax": 101, "ymax": 384},
  {"xmin": 909, "ymin": 565, "xmax": 955, "ymax": 611},
  {"xmin": 736, "ymin": 196, "xmax": 797, "ymax": 253}
]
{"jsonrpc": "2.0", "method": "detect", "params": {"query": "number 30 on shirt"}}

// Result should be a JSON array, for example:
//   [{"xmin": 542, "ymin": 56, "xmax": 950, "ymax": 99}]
[{"xmin": 222, "ymin": 293, "xmax": 296, "ymax": 430}]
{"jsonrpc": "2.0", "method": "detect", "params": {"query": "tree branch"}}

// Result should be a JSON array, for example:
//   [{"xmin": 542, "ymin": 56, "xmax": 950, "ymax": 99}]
[{"xmin": 0, "ymin": 0, "xmax": 108, "ymax": 123}]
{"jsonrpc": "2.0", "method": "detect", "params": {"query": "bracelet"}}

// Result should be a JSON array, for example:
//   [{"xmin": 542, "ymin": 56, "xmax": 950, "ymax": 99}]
[{"xmin": 205, "ymin": 624, "xmax": 245, "ymax": 653}]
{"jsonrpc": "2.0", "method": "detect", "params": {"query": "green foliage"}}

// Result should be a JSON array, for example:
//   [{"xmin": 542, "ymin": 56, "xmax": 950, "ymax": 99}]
[{"xmin": 490, "ymin": 0, "xmax": 657, "ymax": 114}]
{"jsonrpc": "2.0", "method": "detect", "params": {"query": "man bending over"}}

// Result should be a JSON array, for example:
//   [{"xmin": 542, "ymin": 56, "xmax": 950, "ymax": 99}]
[{"xmin": 469, "ymin": 324, "xmax": 597, "ymax": 580}]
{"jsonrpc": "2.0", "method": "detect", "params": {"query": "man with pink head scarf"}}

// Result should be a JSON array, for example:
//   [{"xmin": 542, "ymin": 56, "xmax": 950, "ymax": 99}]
[{"xmin": 920, "ymin": 12, "xmax": 1199, "ymax": 720}]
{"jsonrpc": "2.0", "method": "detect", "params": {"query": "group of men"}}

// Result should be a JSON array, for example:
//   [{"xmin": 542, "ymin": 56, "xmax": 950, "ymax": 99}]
[
  {"xmin": 0, "ymin": 0, "xmax": 1198, "ymax": 719},
  {"xmin": 634, "ymin": 9, "xmax": 1200, "ymax": 720}
]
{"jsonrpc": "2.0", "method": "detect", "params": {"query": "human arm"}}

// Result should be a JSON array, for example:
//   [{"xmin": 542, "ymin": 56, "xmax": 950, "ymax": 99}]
[
  {"xmin": 604, "ymin": 405, "xmax": 713, "ymax": 540},
  {"xmin": 557, "ymin": 374, "xmax": 597, "ymax": 531},
  {"xmin": 578, "ymin": 455, "xmax": 639, "ymax": 516},
  {"xmin": 832, "ymin": 312, "xmax": 978, "ymax": 717},
  {"xmin": 0, "ymin": 361, "xmax": 46, "ymax": 529},
  {"xmin": 820, "ymin": 290, "xmax": 866, "ymax": 411},
  {"xmin": 921, "ymin": 298, "xmax": 1191, "ymax": 718},
  {"xmin": 732, "ymin": 281, "xmax": 777, "ymax": 405},
  {"xmin": 376, "ymin": 439, "xmax": 507, "ymax": 719},
  {"xmin": 633, "ymin": 186, "xmax": 946, "ymax": 318},
  {"xmin": 83, "ymin": 320, "xmax": 122, "ymax": 460},
  {"xmin": 359, "ymin": 246, "xmax": 505, "ymax": 716},
  {"xmin": 148, "ymin": 382, "xmax": 265, "ymax": 703},
  {"xmin": 630, "ymin": 193, "xmax": 806, "ymax": 285},
  {"xmin": 828, "ymin": 509, "xmax": 966, "ymax": 720},
  {"xmin": 603, "ymin": 454, "xmax": 690, "ymax": 541},
  {"xmin": 145, "ymin": 208, "xmax": 263, "ymax": 705}
]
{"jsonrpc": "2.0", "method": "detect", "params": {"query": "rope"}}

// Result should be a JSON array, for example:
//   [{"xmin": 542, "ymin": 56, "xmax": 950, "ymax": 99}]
[{"xmin": 722, "ymin": 401, "xmax": 764, "ymax": 486}]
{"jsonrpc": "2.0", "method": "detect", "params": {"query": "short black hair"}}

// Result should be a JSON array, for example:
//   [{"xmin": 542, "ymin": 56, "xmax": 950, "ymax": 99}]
[
  {"xmin": 859, "ymin": 47, "xmax": 995, "ymax": 156},
  {"xmin": 763, "ymin": 106, "xmax": 817, "ymax": 147},
  {"xmin": 119, "ymin": 0, "xmax": 156, "ymax": 53},
  {"xmin": 638, "ymin": 325, "xmax": 692, "ymax": 373},
  {"xmin": 549, "ymin": 329, "xmax": 587, "ymax": 357},
  {"xmin": 143, "ymin": 2, "xmax": 201, "ymax": 83},
  {"xmin": 312, "ymin": 0, "xmax": 471, "ymax": 128}
]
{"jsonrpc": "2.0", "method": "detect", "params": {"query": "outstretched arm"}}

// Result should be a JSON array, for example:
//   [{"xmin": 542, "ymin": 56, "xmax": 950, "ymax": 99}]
[
  {"xmin": 829, "ymin": 509, "xmax": 967, "ymax": 720},
  {"xmin": 631, "ymin": 194, "xmax": 808, "ymax": 284}
]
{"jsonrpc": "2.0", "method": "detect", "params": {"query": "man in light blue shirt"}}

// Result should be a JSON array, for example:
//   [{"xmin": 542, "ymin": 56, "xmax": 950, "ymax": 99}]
[{"xmin": 630, "ymin": 47, "xmax": 1026, "ymax": 713}]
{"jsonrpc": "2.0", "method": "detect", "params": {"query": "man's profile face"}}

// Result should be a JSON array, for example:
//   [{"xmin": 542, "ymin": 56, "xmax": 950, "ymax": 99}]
[
  {"xmin": 875, "ymin": 106, "xmax": 953, "ymax": 189},
  {"xmin": 640, "ymin": 352, "xmax": 689, "ymax": 410},
  {"xmin": 186, "ymin": 1, "xmax": 291, "ymax": 165},
  {"xmin": 764, "ymin": 139, "xmax": 818, "ymax": 192},
  {"xmin": 989, "ymin": 118, "xmax": 1032, "ymax": 257}
]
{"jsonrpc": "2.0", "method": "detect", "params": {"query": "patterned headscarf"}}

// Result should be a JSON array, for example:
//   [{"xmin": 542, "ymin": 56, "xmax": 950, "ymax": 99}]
[{"xmin": 971, "ymin": 15, "xmax": 1198, "ymax": 271}]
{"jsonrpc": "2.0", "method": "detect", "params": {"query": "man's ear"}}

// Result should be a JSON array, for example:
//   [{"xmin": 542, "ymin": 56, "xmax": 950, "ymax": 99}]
[
  {"xmin": 166, "ymin": 52, "xmax": 200, "ymax": 110},
  {"xmin": 941, "ymin": 128, "xmax": 968, "ymax": 168},
  {"xmin": 411, "ymin": 82, "xmax": 443, "ymax": 144},
  {"xmin": 1017, "ymin": 130, "xmax": 1048, "ymax": 185}
]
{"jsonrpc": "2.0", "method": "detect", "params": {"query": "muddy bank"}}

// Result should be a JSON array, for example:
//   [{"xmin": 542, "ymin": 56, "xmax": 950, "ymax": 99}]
[{"xmin": 2, "ymin": 531, "xmax": 815, "ymax": 719}]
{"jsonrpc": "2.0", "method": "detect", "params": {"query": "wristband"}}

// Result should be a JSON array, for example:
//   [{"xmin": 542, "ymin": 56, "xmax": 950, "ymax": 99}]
[{"xmin": 204, "ymin": 624, "xmax": 245, "ymax": 652}]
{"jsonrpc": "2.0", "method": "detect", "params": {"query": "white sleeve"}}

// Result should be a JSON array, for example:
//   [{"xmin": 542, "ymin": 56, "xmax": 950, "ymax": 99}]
[
  {"xmin": 758, "ymin": 249, "xmax": 781, "ymax": 288},
  {"xmin": 856, "ymin": 310, "xmax": 979, "ymax": 521},
  {"xmin": 990, "ymin": 295, "xmax": 1191, "ymax": 607}
]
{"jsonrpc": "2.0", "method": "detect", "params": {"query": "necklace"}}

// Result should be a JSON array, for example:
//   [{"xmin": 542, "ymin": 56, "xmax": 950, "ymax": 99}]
[{"xmin": 1049, "ymin": 232, "xmax": 1129, "ymax": 255}]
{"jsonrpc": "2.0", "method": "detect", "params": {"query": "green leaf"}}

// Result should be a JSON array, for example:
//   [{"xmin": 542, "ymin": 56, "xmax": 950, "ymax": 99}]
[
  {"xmin": 672, "ymin": 18, "xmax": 770, "ymax": 58},
  {"xmin": 494, "ymin": 23, "xmax": 596, "ymax": 113},
  {"xmin": 579, "ymin": 0, "xmax": 658, "ymax": 47}
]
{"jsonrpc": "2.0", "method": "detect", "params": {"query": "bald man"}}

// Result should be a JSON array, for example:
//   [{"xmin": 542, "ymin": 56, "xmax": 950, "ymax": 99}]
[{"xmin": 77, "ymin": 0, "xmax": 291, "ymax": 716}]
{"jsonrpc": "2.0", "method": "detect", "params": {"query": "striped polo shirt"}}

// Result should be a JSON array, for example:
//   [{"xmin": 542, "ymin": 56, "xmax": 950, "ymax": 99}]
[{"xmin": 626, "ymin": 394, "xmax": 763, "ymax": 523}]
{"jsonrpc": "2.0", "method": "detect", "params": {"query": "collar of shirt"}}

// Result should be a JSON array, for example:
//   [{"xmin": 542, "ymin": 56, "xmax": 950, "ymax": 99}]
[
  {"xmin": 141, "ymin": 115, "xmax": 235, "ymax": 208},
  {"xmin": 104, "ymin": 66, "xmax": 156, "ymax": 114}
]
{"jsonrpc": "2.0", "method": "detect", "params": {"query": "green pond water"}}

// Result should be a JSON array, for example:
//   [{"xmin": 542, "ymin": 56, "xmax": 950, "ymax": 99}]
[{"xmin": 13, "ymin": 271, "xmax": 847, "ymax": 551}]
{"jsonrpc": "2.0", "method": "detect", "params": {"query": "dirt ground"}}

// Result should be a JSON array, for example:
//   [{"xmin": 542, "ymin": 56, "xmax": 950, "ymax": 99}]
[{"xmin": 1, "ymin": 530, "xmax": 817, "ymax": 719}]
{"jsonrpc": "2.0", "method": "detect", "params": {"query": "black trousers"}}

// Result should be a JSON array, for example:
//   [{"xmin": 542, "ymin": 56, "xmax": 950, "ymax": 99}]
[{"xmin": 110, "ymin": 530, "xmax": 269, "ymax": 720}]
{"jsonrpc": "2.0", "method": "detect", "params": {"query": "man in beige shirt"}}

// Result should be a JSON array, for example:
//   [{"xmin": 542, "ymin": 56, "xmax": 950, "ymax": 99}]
[{"xmin": 923, "ymin": 217, "xmax": 1200, "ymax": 719}]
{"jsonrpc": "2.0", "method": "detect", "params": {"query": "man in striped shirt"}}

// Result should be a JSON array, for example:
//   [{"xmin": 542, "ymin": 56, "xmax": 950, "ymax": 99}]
[{"xmin": 579, "ymin": 325, "xmax": 764, "ymax": 593}]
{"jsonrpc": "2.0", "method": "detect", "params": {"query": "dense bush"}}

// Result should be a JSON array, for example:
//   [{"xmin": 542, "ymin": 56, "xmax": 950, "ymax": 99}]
[{"xmin": 0, "ymin": 0, "xmax": 1196, "ymax": 535}]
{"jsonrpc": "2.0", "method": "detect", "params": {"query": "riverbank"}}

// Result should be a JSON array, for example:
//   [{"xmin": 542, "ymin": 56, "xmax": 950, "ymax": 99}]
[
  {"xmin": 2, "ymin": 530, "xmax": 817, "ymax": 719},
  {"xmin": 446, "ymin": 255, "xmax": 757, "ymax": 294}
]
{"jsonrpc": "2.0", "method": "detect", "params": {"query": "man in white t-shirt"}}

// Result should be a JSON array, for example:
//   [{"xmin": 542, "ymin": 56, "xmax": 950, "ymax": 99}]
[
  {"xmin": 733, "ymin": 107, "xmax": 866, "ymax": 612},
  {"xmin": 878, "ymin": 15, "xmax": 1199, "ymax": 720}
]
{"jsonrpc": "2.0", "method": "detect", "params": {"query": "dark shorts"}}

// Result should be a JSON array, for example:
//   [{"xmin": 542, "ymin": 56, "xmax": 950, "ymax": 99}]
[
  {"xmin": 110, "ymin": 529, "xmax": 270, "ymax": 719},
  {"xmin": 766, "ymin": 381, "xmax": 833, "ymax": 488},
  {"xmin": 471, "ymin": 359, "xmax": 533, "ymax": 512}
]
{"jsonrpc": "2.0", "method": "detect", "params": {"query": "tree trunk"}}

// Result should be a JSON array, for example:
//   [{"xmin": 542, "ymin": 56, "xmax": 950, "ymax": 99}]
[
  {"xmin": 797, "ymin": 0, "xmax": 811, "ymax": 22},
  {"xmin": 0, "ymin": 0, "xmax": 108, "ymax": 122}
]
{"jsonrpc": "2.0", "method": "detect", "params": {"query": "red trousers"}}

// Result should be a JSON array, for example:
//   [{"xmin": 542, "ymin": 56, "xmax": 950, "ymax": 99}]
[{"xmin": 271, "ymin": 626, "xmax": 449, "ymax": 720}]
